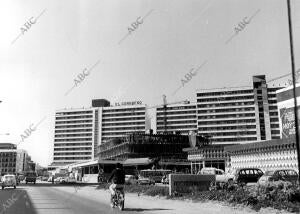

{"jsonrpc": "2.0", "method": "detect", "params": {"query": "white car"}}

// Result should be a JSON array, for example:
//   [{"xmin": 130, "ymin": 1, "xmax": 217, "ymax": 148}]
[
  {"xmin": 198, "ymin": 168, "xmax": 234, "ymax": 184},
  {"xmin": 1, "ymin": 175, "xmax": 17, "ymax": 189},
  {"xmin": 54, "ymin": 177, "xmax": 63, "ymax": 183},
  {"xmin": 137, "ymin": 176, "xmax": 155, "ymax": 185},
  {"xmin": 125, "ymin": 175, "xmax": 138, "ymax": 185}
]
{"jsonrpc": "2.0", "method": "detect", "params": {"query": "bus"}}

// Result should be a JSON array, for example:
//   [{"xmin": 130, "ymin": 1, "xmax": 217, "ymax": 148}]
[{"xmin": 139, "ymin": 169, "xmax": 172, "ymax": 183}]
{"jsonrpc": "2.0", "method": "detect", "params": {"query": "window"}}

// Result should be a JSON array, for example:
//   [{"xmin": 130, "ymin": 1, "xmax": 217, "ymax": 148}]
[
  {"xmin": 245, "ymin": 170, "xmax": 253, "ymax": 174},
  {"xmin": 239, "ymin": 170, "xmax": 246, "ymax": 175},
  {"xmin": 216, "ymin": 170, "xmax": 223, "ymax": 175}
]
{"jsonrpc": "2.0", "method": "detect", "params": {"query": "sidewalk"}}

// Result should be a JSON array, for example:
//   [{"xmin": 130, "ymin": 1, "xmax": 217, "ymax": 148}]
[{"xmin": 52, "ymin": 185, "xmax": 292, "ymax": 214}]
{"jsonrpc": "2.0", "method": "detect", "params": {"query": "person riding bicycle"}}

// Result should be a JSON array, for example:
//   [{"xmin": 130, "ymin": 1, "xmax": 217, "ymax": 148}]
[{"xmin": 108, "ymin": 163, "xmax": 125, "ymax": 208}]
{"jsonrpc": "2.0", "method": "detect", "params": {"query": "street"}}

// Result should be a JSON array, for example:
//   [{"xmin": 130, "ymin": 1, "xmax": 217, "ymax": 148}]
[
  {"xmin": 0, "ymin": 183, "xmax": 146, "ymax": 214},
  {"xmin": 0, "ymin": 183, "xmax": 288, "ymax": 214}
]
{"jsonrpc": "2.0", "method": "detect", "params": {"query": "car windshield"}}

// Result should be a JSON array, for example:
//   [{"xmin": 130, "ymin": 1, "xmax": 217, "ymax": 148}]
[
  {"xmin": 264, "ymin": 171, "xmax": 275, "ymax": 176},
  {"xmin": 4, "ymin": 176, "xmax": 14, "ymax": 179},
  {"xmin": 201, "ymin": 169, "xmax": 215, "ymax": 175}
]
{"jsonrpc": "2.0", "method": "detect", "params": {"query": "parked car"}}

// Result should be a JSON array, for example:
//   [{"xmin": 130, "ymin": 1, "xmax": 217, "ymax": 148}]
[
  {"xmin": 59, "ymin": 177, "xmax": 67, "ymax": 183},
  {"xmin": 198, "ymin": 168, "xmax": 235, "ymax": 184},
  {"xmin": 65, "ymin": 177, "xmax": 76, "ymax": 183},
  {"xmin": 42, "ymin": 176, "xmax": 49, "ymax": 181},
  {"xmin": 54, "ymin": 177, "xmax": 63, "ymax": 183},
  {"xmin": 125, "ymin": 175, "xmax": 138, "ymax": 185},
  {"xmin": 258, "ymin": 169, "xmax": 298, "ymax": 185},
  {"xmin": 25, "ymin": 172, "xmax": 38, "ymax": 184},
  {"xmin": 232, "ymin": 168, "xmax": 264, "ymax": 184},
  {"xmin": 137, "ymin": 176, "xmax": 155, "ymax": 185},
  {"xmin": 1, "ymin": 174, "xmax": 17, "ymax": 189}
]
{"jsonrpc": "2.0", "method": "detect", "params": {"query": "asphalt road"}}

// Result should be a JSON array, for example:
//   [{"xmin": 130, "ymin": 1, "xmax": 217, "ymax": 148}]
[{"xmin": 0, "ymin": 183, "xmax": 148, "ymax": 214}]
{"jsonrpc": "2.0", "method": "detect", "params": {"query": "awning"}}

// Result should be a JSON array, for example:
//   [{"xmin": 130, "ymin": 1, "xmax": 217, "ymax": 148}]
[
  {"xmin": 69, "ymin": 160, "xmax": 99, "ymax": 168},
  {"xmin": 98, "ymin": 159, "xmax": 122, "ymax": 165}
]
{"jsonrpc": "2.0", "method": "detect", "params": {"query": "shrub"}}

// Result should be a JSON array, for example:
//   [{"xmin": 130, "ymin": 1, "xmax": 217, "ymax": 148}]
[
  {"xmin": 96, "ymin": 181, "xmax": 300, "ymax": 213},
  {"xmin": 180, "ymin": 182, "xmax": 300, "ymax": 213},
  {"xmin": 144, "ymin": 186, "xmax": 169, "ymax": 196}
]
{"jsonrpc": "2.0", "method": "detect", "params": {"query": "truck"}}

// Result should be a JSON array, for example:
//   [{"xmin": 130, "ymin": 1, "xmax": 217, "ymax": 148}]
[{"xmin": 25, "ymin": 171, "xmax": 38, "ymax": 184}]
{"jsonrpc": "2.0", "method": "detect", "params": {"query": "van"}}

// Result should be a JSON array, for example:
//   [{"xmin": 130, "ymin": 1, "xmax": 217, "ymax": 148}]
[{"xmin": 1, "ymin": 174, "xmax": 17, "ymax": 189}]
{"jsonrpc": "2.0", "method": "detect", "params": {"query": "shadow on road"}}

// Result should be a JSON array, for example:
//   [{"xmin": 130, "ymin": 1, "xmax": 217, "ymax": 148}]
[
  {"xmin": 0, "ymin": 188, "xmax": 37, "ymax": 214},
  {"xmin": 124, "ymin": 208, "xmax": 172, "ymax": 212}
]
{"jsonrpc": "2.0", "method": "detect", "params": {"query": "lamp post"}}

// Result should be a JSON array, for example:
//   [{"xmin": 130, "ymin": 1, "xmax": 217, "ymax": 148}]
[{"xmin": 286, "ymin": 0, "xmax": 300, "ymax": 179}]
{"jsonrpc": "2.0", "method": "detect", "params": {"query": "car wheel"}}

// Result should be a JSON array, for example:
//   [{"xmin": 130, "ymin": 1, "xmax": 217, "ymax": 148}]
[
  {"xmin": 14, "ymin": 186, "xmax": 16, "ymax": 189},
  {"xmin": 2, "ymin": 186, "xmax": 4, "ymax": 190},
  {"xmin": 34, "ymin": 182, "xmax": 36, "ymax": 184},
  {"xmin": 26, "ymin": 182, "xmax": 28, "ymax": 184}
]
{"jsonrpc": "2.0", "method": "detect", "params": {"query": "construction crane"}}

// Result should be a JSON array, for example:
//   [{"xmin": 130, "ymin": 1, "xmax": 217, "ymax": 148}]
[{"xmin": 146, "ymin": 95, "xmax": 190, "ymax": 132}]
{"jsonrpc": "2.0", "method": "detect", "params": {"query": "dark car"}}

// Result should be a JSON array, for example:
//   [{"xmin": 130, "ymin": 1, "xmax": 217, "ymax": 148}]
[
  {"xmin": 258, "ymin": 169, "xmax": 298, "ymax": 185},
  {"xmin": 25, "ymin": 172, "xmax": 38, "ymax": 184},
  {"xmin": 233, "ymin": 168, "xmax": 263, "ymax": 184}
]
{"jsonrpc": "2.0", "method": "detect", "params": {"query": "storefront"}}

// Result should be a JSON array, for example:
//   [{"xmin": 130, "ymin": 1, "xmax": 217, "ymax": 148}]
[{"xmin": 185, "ymin": 144, "xmax": 233, "ymax": 174}]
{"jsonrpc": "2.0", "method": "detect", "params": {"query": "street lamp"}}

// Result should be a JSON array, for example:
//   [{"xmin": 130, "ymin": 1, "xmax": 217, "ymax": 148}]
[{"xmin": 287, "ymin": 0, "xmax": 300, "ymax": 181}]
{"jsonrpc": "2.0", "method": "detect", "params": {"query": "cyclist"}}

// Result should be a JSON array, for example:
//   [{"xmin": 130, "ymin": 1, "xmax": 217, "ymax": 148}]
[{"xmin": 108, "ymin": 163, "xmax": 125, "ymax": 208}]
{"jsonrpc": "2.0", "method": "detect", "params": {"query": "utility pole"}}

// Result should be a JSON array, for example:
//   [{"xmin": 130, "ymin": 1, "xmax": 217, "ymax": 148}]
[{"xmin": 287, "ymin": 0, "xmax": 300, "ymax": 179}]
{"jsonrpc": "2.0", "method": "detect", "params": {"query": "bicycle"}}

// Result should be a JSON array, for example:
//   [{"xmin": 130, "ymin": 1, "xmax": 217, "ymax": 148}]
[{"xmin": 110, "ymin": 185, "xmax": 125, "ymax": 211}]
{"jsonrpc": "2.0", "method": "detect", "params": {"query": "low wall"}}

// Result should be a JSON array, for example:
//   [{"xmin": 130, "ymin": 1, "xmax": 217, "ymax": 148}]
[{"xmin": 169, "ymin": 174, "xmax": 215, "ymax": 196}]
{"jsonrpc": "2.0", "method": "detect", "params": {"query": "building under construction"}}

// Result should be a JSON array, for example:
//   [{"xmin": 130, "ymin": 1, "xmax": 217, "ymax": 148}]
[
  {"xmin": 98, "ymin": 133, "xmax": 188, "ymax": 160},
  {"xmin": 97, "ymin": 133, "xmax": 211, "ymax": 170}
]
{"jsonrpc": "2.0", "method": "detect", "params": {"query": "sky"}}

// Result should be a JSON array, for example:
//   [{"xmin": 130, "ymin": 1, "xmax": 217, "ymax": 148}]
[{"xmin": 0, "ymin": 0, "xmax": 299, "ymax": 167}]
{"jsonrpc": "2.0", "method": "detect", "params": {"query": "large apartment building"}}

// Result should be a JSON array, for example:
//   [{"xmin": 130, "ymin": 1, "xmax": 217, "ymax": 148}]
[
  {"xmin": 52, "ymin": 108, "xmax": 99, "ymax": 167},
  {"xmin": 99, "ymin": 101, "xmax": 147, "ymax": 144},
  {"xmin": 51, "ymin": 100, "xmax": 148, "ymax": 167},
  {"xmin": 196, "ymin": 75, "xmax": 281, "ymax": 144},
  {"xmin": 156, "ymin": 103, "xmax": 197, "ymax": 135}
]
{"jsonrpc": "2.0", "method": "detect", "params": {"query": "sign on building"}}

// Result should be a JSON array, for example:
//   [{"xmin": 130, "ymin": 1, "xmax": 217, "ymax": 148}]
[{"xmin": 280, "ymin": 107, "xmax": 298, "ymax": 138}]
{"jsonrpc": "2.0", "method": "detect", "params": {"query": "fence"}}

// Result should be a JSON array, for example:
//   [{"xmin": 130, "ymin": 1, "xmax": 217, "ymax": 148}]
[{"xmin": 168, "ymin": 174, "xmax": 215, "ymax": 196}]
